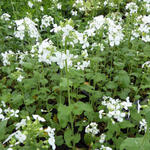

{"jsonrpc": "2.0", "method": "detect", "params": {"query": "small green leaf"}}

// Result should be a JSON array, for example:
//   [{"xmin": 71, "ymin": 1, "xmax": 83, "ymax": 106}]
[
  {"xmin": 84, "ymin": 133, "xmax": 93, "ymax": 146},
  {"xmin": 119, "ymin": 120, "xmax": 135, "ymax": 129},
  {"xmin": 72, "ymin": 102, "xmax": 93, "ymax": 116},
  {"xmin": 64, "ymin": 128, "xmax": 73, "ymax": 148},
  {"xmin": 55, "ymin": 135, "xmax": 64, "ymax": 146}
]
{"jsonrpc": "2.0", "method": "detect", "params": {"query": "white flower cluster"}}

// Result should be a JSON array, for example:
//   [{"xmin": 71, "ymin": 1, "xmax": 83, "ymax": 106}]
[
  {"xmin": 84, "ymin": 15, "xmax": 105, "ymax": 37},
  {"xmin": 31, "ymin": 39, "xmax": 56, "ymax": 64},
  {"xmin": 106, "ymin": 18, "xmax": 124, "ymax": 47},
  {"xmin": 84, "ymin": 15, "xmax": 124, "ymax": 47},
  {"xmin": 1, "ymin": 50, "xmax": 14, "ymax": 66},
  {"xmin": 3, "ymin": 130, "xmax": 26, "ymax": 145},
  {"xmin": 139, "ymin": 16, "xmax": 150, "ymax": 42},
  {"xmin": 0, "ymin": 13, "xmax": 11, "ymax": 21},
  {"xmin": 3, "ymin": 117, "xmax": 29, "ymax": 147},
  {"xmin": 45, "ymin": 126, "xmax": 56, "ymax": 150},
  {"xmin": 51, "ymin": 23, "xmax": 89, "ymax": 49},
  {"xmin": 91, "ymin": 42, "xmax": 105, "ymax": 52},
  {"xmin": 139, "ymin": 0, "xmax": 150, "ymax": 12},
  {"xmin": 125, "ymin": 2, "xmax": 138, "ymax": 14},
  {"xmin": 31, "ymin": 39, "xmax": 90, "ymax": 70},
  {"xmin": 104, "ymin": 0, "xmax": 117, "ymax": 8},
  {"xmin": 3, "ymin": 115, "xmax": 56, "ymax": 149},
  {"xmin": 99, "ymin": 133, "xmax": 106, "ymax": 144},
  {"xmin": 28, "ymin": 1, "xmax": 33, "ymax": 8},
  {"xmin": 85, "ymin": 122, "xmax": 99, "ymax": 136},
  {"xmin": 15, "ymin": 119, "xmax": 26, "ymax": 130},
  {"xmin": 33, "ymin": 114, "xmax": 46, "ymax": 122},
  {"xmin": 100, "ymin": 96, "xmax": 132, "ymax": 122},
  {"xmin": 75, "ymin": 60, "xmax": 90, "ymax": 70},
  {"xmin": 0, "ymin": 102, "xmax": 19, "ymax": 121},
  {"xmin": 57, "ymin": 3, "xmax": 62, "ymax": 10},
  {"xmin": 73, "ymin": 0, "xmax": 85, "ymax": 12},
  {"xmin": 1, "ymin": 50, "xmax": 29, "ymax": 67},
  {"xmin": 17, "ymin": 51, "xmax": 29, "ymax": 64},
  {"xmin": 139, "ymin": 119, "xmax": 147, "ymax": 133},
  {"xmin": 17, "ymin": 75, "xmax": 24, "ymax": 82},
  {"xmin": 40, "ymin": 15, "xmax": 54, "ymax": 29},
  {"xmin": 14, "ymin": 17, "xmax": 40, "ymax": 41},
  {"xmin": 71, "ymin": 10, "xmax": 78, "ymax": 16},
  {"xmin": 131, "ymin": 15, "xmax": 150, "ymax": 42}
]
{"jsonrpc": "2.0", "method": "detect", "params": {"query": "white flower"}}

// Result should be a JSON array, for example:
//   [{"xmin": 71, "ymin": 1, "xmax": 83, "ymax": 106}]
[
  {"xmin": 99, "ymin": 134, "xmax": 106, "ymax": 143},
  {"xmin": 71, "ymin": 10, "xmax": 77, "ymax": 16},
  {"xmin": 15, "ymin": 130, "xmax": 26, "ymax": 143},
  {"xmin": 57, "ymin": 3, "xmax": 62, "ymax": 10},
  {"xmin": 7, "ymin": 148, "xmax": 13, "ymax": 150},
  {"xmin": 50, "ymin": 24, "xmax": 61, "ymax": 33},
  {"xmin": 15, "ymin": 119, "xmax": 26, "ymax": 130},
  {"xmin": 126, "ymin": 2, "xmax": 138, "ymax": 14},
  {"xmin": 28, "ymin": 1, "xmax": 33, "ymax": 8},
  {"xmin": 99, "ymin": 110, "xmax": 104, "ymax": 119},
  {"xmin": 48, "ymin": 136, "xmax": 56, "ymax": 150},
  {"xmin": 100, "ymin": 145, "xmax": 112, "ymax": 150},
  {"xmin": 121, "ymin": 97, "xmax": 132, "ymax": 110},
  {"xmin": 14, "ymin": 17, "xmax": 40, "ymax": 41},
  {"xmin": 40, "ymin": 6, "xmax": 44, "ymax": 11},
  {"xmin": 137, "ymin": 100, "xmax": 141, "ymax": 113},
  {"xmin": 85, "ymin": 122, "xmax": 99, "ymax": 136},
  {"xmin": 1, "ymin": 50, "xmax": 14, "ymax": 66},
  {"xmin": 139, "ymin": 119, "xmax": 147, "ymax": 132},
  {"xmin": 0, "ymin": 108, "xmax": 2, "ymax": 114},
  {"xmin": 81, "ymin": 49, "xmax": 88, "ymax": 58},
  {"xmin": 102, "ymin": 96, "xmax": 132, "ymax": 122},
  {"xmin": 142, "ymin": 61, "xmax": 150, "ymax": 68},
  {"xmin": 40, "ymin": 15, "xmax": 54, "ymax": 29},
  {"xmin": 45, "ymin": 127, "xmax": 56, "ymax": 150},
  {"xmin": 1, "ymin": 101, "xmax": 6, "ymax": 107},
  {"xmin": 0, "ymin": 114, "xmax": 5, "ymax": 120},
  {"xmin": 33, "ymin": 114, "xmax": 46, "ymax": 122},
  {"xmin": 3, "ymin": 130, "xmax": 26, "ymax": 144},
  {"xmin": 1, "ymin": 13, "xmax": 10, "ymax": 21},
  {"xmin": 17, "ymin": 75, "xmax": 24, "ymax": 82}
]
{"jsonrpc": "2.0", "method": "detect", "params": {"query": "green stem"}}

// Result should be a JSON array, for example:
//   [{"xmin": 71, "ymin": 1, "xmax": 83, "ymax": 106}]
[
  {"xmin": 64, "ymin": 42, "xmax": 75, "ymax": 149},
  {"xmin": 11, "ymin": 0, "xmax": 17, "ymax": 19}
]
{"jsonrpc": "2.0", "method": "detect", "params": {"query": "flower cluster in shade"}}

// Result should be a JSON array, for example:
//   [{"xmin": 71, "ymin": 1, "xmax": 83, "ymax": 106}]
[
  {"xmin": 85, "ymin": 122, "xmax": 99, "ymax": 136},
  {"xmin": 0, "ymin": 101, "xmax": 19, "ymax": 121},
  {"xmin": 3, "ymin": 115, "xmax": 56, "ymax": 150}
]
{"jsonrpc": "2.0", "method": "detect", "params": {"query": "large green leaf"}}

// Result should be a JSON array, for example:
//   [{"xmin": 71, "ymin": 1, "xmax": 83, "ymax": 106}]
[
  {"xmin": 120, "ymin": 137, "xmax": 150, "ymax": 150},
  {"xmin": 72, "ymin": 101, "xmax": 93, "ymax": 116},
  {"xmin": 57, "ymin": 104, "xmax": 72, "ymax": 128}
]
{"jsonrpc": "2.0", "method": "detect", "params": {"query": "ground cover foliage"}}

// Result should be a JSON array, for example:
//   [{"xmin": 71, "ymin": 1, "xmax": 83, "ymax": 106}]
[{"xmin": 0, "ymin": 0, "xmax": 150, "ymax": 149}]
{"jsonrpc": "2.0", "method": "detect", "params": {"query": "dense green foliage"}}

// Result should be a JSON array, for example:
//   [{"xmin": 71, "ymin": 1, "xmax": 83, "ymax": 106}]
[{"xmin": 0, "ymin": 0, "xmax": 150, "ymax": 150}]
